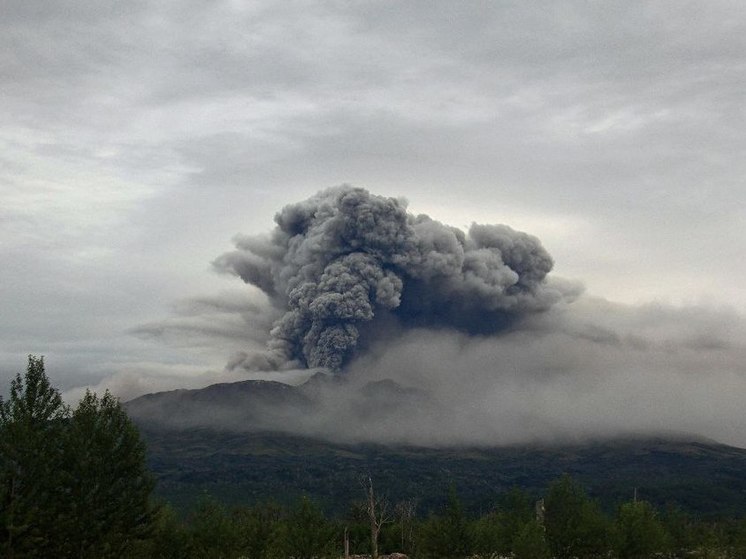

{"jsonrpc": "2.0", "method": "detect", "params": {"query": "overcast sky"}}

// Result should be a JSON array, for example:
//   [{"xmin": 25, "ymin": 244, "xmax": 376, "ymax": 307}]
[{"xmin": 2, "ymin": 1, "xmax": 745, "ymax": 437}]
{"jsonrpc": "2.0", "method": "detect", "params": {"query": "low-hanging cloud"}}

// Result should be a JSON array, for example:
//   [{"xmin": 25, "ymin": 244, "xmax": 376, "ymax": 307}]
[
  {"xmin": 121, "ymin": 187, "xmax": 746, "ymax": 448},
  {"xmin": 334, "ymin": 297, "xmax": 746, "ymax": 447},
  {"xmin": 126, "ymin": 296, "xmax": 746, "ymax": 448},
  {"xmin": 213, "ymin": 185, "xmax": 575, "ymax": 371}
]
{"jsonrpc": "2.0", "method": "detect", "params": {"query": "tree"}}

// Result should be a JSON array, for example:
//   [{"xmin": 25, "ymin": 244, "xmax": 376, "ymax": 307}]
[
  {"xmin": 442, "ymin": 484, "xmax": 471, "ymax": 557},
  {"xmin": 471, "ymin": 512, "xmax": 503, "ymax": 555},
  {"xmin": 233, "ymin": 502, "xmax": 283, "ymax": 559},
  {"xmin": 57, "ymin": 389, "xmax": 155, "ymax": 557},
  {"xmin": 418, "ymin": 484, "xmax": 471, "ymax": 558},
  {"xmin": 615, "ymin": 500, "xmax": 669, "ymax": 559},
  {"xmin": 135, "ymin": 505, "xmax": 190, "ymax": 559},
  {"xmin": 187, "ymin": 494, "xmax": 240, "ymax": 558},
  {"xmin": 363, "ymin": 475, "xmax": 391, "ymax": 559},
  {"xmin": 544, "ymin": 474, "xmax": 610, "ymax": 559},
  {"xmin": 472, "ymin": 488, "xmax": 538, "ymax": 556},
  {"xmin": 0, "ymin": 355, "xmax": 68, "ymax": 557},
  {"xmin": 274, "ymin": 496, "xmax": 336, "ymax": 559},
  {"xmin": 393, "ymin": 498, "xmax": 417, "ymax": 554},
  {"xmin": 512, "ymin": 519, "xmax": 550, "ymax": 559},
  {"xmin": 1, "ymin": 357, "xmax": 155, "ymax": 558}
]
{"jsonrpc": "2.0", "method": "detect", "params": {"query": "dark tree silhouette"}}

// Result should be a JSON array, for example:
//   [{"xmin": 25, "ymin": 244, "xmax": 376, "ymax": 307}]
[{"xmin": 0, "ymin": 356, "xmax": 154, "ymax": 558}]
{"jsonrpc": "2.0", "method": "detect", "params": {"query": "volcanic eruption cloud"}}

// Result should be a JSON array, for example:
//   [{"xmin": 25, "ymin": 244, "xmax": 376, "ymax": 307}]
[
  {"xmin": 128, "ymin": 185, "xmax": 746, "ymax": 446},
  {"xmin": 214, "ymin": 186, "xmax": 568, "ymax": 373}
]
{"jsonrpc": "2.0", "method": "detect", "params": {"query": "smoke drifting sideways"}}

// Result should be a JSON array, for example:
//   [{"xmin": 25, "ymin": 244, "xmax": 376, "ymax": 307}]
[
  {"xmin": 214, "ymin": 185, "xmax": 573, "ymax": 373},
  {"xmin": 122, "ymin": 186, "xmax": 746, "ymax": 447},
  {"xmin": 125, "ymin": 295, "xmax": 746, "ymax": 448}
]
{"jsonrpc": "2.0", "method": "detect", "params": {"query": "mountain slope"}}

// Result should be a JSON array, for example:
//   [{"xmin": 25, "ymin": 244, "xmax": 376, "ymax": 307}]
[{"xmin": 127, "ymin": 379, "xmax": 746, "ymax": 517}]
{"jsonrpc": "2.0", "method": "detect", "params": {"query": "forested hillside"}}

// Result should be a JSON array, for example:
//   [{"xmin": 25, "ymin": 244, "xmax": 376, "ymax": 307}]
[
  {"xmin": 141, "ymin": 425, "xmax": 746, "ymax": 519},
  {"xmin": 128, "ymin": 378, "xmax": 746, "ymax": 518},
  {"xmin": 4, "ymin": 358, "xmax": 746, "ymax": 558}
]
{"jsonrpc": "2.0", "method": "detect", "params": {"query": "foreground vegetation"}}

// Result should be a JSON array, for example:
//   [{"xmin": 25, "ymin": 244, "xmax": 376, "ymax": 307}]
[
  {"xmin": 0, "ymin": 356, "xmax": 154, "ymax": 557},
  {"xmin": 2, "ymin": 357, "xmax": 746, "ymax": 558},
  {"xmin": 140, "ymin": 479, "xmax": 746, "ymax": 559},
  {"xmin": 139, "ymin": 402, "xmax": 746, "ymax": 520}
]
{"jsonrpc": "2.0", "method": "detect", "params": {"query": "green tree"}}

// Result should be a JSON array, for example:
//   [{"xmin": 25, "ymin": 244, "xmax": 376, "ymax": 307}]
[
  {"xmin": 472, "ymin": 487, "xmax": 534, "ymax": 555},
  {"xmin": 418, "ymin": 485, "xmax": 471, "ymax": 558},
  {"xmin": 188, "ymin": 494, "xmax": 241, "ymax": 558},
  {"xmin": 134, "ymin": 505, "xmax": 190, "ymax": 559},
  {"xmin": 60, "ymin": 389, "xmax": 155, "ymax": 557},
  {"xmin": 661, "ymin": 506, "xmax": 696, "ymax": 554},
  {"xmin": 544, "ymin": 474, "xmax": 610, "ymax": 559},
  {"xmin": 273, "ymin": 496, "xmax": 336, "ymax": 559},
  {"xmin": 615, "ymin": 500, "xmax": 669, "ymax": 559},
  {"xmin": 233, "ymin": 502, "xmax": 282, "ymax": 559},
  {"xmin": 470, "ymin": 512, "xmax": 501, "ymax": 554},
  {"xmin": 512, "ymin": 518, "xmax": 550, "ymax": 559},
  {"xmin": 0, "ymin": 355, "xmax": 68, "ymax": 557},
  {"xmin": 1, "ymin": 356, "xmax": 155, "ymax": 558},
  {"xmin": 342, "ymin": 501, "xmax": 374, "ymax": 556},
  {"xmin": 725, "ymin": 518, "xmax": 746, "ymax": 559},
  {"xmin": 471, "ymin": 489, "xmax": 548, "ymax": 558}
]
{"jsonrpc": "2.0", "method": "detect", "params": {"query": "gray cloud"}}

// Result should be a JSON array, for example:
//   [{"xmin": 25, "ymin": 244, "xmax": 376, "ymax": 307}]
[
  {"xmin": 2, "ymin": 1, "xmax": 745, "ymax": 440},
  {"xmin": 214, "ymin": 186, "xmax": 573, "ymax": 371},
  {"xmin": 127, "ymin": 295, "xmax": 746, "ymax": 447},
  {"xmin": 131, "ymin": 290, "xmax": 275, "ymax": 348},
  {"xmin": 338, "ymin": 297, "xmax": 746, "ymax": 447},
  {"xmin": 131, "ymin": 184, "xmax": 743, "ymax": 448}
]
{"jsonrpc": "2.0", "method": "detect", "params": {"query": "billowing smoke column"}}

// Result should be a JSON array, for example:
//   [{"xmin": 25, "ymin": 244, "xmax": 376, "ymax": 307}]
[{"xmin": 214, "ymin": 186, "xmax": 560, "ymax": 371}]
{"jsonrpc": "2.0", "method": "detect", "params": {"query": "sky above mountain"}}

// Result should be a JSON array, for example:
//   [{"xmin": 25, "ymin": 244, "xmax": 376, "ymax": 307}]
[{"xmin": 2, "ymin": 1, "xmax": 745, "ymax": 445}]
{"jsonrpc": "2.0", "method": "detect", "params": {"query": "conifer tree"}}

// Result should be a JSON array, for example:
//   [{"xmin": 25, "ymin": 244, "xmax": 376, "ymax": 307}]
[
  {"xmin": 0, "ymin": 356, "xmax": 68, "ymax": 557},
  {"xmin": 61, "ymin": 389, "xmax": 155, "ymax": 557},
  {"xmin": 544, "ymin": 474, "xmax": 610, "ymax": 559},
  {"xmin": 1, "ymin": 356, "xmax": 154, "ymax": 558},
  {"xmin": 512, "ymin": 518, "xmax": 550, "ymax": 559},
  {"xmin": 276, "ymin": 496, "xmax": 336, "ymax": 559},
  {"xmin": 615, "ymin": 500, "xmax": 669, "ymax": 559},
  {"xmin": 418, "ymin": 485, "xmax": 471, "ymax": 558}
]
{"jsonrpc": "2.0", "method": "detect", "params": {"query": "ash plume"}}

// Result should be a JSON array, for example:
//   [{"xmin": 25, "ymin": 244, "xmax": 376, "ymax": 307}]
[{"xmin": 214, "ymin": 186, "xmax": 566, "ymax": 371}]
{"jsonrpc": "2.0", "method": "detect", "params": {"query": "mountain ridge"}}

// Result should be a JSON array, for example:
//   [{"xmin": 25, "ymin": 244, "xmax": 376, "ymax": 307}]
[{"xmin": 126, "ymin": 377, "xmax": 746, "ymax": 517}]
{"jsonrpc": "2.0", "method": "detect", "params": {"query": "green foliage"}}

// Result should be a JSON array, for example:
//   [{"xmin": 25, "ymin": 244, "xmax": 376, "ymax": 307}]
[
  {"xmin": 661, "ymin": 505, "xmax": 730, "ymax": 555},
  {"xmin": 62, "ymin": 389, "xmax": 155, "ymax": 557},
  {"xmin": 188, "ymin": 494, "xmax": 242, "ymax": 558},
  {"xmin": 471, "ymin": 487, "xmax": 534, "ymax": 555},
  {"xmin": 0, "ymin": 355, "xmax": 68, "ymax": 557},
  {"xmin": 544, "ymin": 473, "xmax": 611, "ymax": 559},
  {"xmin": 273, "ymin": 496, "xmax": 337, "ymax": 559},
  {"xmin": 154, "ymin": 497, "xmax": 288, "ymax": 559},
  {"xmin": 1, "ymin": 356, "xmax": 67, "ymax": 425},
  {"xmin": 417, "ymin": 485, "xmax": 471, "ymax": 558},
  {"xmin": 5, "ymin": 357, "xmax": 746, "ymax": 557},
  {"xmin": 143, "ymin": 423, "xmax": 746, "ymax": 520},
  {"xmin": 341, "ymin": 502, "xmax": 373, "ymax": 555},
  {"xmin": 233, "ymin": 501, "xmax": 283, "ymax": 559},
  {"xmin": 132, "ymin": 474, "xmax": 746, "ymax": 559},
  {"xmin": 470, "ymin": 513, "xmax": 502, "ymax": 555},
  {"xmin": 724, "ymin": 517, "xmax": 746, "ymax": 558},
  {"xmin": 615, "ymin": 500, "xmax": 669, "ymax": 559},
  {"xmin": 0, "ymin": 356, "xmax": 154, "ymax": 558},
  {"xmin": 512, "ymin": 518, "xmax": 550, "ymax": 559},
  {"xmin": 134, "ymin": 505, "xmax": 190, "ymax": 559},
  {"xmin": 470, "ymin": 488, "xmax": 550, "ymax": 559}
]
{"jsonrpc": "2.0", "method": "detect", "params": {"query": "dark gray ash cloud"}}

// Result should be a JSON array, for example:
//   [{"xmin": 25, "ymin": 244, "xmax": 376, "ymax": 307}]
[
  {"xmin": 2, "ymin": 2, "xmax": 745, "ymax": 449},
  {"xmin": 214, "ymin": 186, "xmax": 574, "ymax": 371},
  {"xmin": 125, "ymin": 296, "xmax": 746, "ymax": 448}
]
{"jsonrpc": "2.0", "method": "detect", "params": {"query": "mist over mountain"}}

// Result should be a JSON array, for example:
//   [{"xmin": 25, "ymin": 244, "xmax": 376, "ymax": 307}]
[
  {"xmin": 127, "ymin": 378, "xmax": 746, "ymax": 518},
  {"xmin": 125, "ymin": 187, "xmax": 746, "ymax": 449}
]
